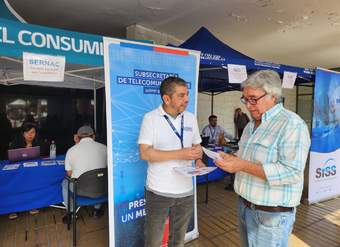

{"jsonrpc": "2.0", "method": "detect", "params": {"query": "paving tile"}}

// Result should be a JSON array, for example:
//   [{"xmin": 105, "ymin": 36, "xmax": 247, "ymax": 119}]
[{"xmin": 1, "ymin": 181, "xmax": 339, "ymax": 247}]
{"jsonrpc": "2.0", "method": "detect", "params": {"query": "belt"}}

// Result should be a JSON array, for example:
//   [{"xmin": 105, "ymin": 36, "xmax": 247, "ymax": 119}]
[{"xmin": 240, "ymin": 197, "xmax": 293, "ymax": 212}]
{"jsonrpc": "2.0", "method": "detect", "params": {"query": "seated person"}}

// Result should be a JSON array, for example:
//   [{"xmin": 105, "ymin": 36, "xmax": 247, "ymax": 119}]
[
  {"xmin": 8, "ymin": 122, "xmax": 44, "ymax": 219},
  {"xmin": 62, "ymin": 125, "xmax": 107, "ymax": 223},
  {"xmin": 9, "ymin": 122, "xmax": 49, "ymax": 156},
  {"xmin": 201, "ymin": 115, "xmax": 234, "ymax": 145}
]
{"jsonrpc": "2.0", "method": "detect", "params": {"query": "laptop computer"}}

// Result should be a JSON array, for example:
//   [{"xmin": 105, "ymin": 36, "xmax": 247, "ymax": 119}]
[{"xmin": 8, "ymin": 146, "xmax": 41, "ymax": 162}]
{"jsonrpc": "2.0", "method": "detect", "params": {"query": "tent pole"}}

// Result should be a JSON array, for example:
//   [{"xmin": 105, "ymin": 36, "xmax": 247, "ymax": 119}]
[
  {"xmin": 211, "ymin": 92, "xmax": 214, "ymax": 115},
  {"xmin": 93, "ymin": 83, "xmax": 97, "ymax": 132}
]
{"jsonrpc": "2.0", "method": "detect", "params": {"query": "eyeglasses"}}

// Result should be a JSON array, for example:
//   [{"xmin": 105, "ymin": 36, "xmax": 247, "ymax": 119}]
[{"xmin": 240, "ymin": 93, "xmax": 267, "ymax": 105}]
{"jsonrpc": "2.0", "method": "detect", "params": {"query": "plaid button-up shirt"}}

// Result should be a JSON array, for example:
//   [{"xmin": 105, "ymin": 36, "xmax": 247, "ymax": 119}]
[{"xmin": 235, "ymin": 103, "xmax": 311, "ymax": 207}]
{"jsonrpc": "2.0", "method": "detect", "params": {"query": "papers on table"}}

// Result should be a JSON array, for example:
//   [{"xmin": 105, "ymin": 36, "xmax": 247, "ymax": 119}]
[
  {"xmin": 41, "ymin": 160, "xmax": 57, "ymax": 166},
  {"xmin": 2, "ymin": 164, "xmax": 20, "ymax": 170},
  {"xmin": 202, "ymin": 147, "xmax": 222, "ymax": 160},
  {"xmin": 23, "ymin": 161, "xmax": 38, "ymax": 167},
  {"xmin": 1, "ymin": 159, "xmax": 65, "ymax": 170},
  {"xmin": 173, "ymin": 166, "xmax": 217, "ymax": 177}
]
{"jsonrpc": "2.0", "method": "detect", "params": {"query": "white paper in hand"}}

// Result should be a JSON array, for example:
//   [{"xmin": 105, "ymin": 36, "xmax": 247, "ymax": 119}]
[
  {"xmin": 174, "ymin": 166, "xmax": 217, "ymax": 177},
  {"xmin": 202, "ymin": 147, "xmax": 222, "ymax": 160}
]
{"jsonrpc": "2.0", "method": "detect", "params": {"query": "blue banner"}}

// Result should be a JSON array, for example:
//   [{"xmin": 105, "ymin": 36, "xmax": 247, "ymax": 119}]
[
  {"xmin": 0, "ymin": 18, "xmax": 103, "ymax": 66},
  {"xmin": 311, "ymin": 68, "xmax": 340, "ymax": 152},
  {"xmin": 309, "ymin": 68, "xmax": 340, "ymax": 203},
  {"xmin": 104, "ymin": 39, "xmax": 200, "ymax": 246}
]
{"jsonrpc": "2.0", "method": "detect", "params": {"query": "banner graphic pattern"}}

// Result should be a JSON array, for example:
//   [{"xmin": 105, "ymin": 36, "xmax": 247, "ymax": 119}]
[
  {"xmin": 309, "ymin": 68, "xmax": 340, "ymax": 203},
  {"xmin": 104, "ymin": 38, "xmax": 200, "ymax": 246}
]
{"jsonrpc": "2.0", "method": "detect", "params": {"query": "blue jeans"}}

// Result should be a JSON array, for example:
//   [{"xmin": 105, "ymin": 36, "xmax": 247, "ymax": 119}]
[
  {"xmin": 144, "ymin": 190, "xmax": 194, "ymax": 247},
  {"xmin": 237, "ymin": 197, "xmax": 296, "ymax": 247},
  {"xmin": 62, "ymin": 179, "xmax": 100, "ymax": 212}
]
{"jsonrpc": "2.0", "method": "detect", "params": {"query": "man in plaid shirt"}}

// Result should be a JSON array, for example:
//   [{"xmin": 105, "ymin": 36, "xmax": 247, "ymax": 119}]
[{"xmin": 215, "ymin": 70, "xmax": 311, "ymax": 247}]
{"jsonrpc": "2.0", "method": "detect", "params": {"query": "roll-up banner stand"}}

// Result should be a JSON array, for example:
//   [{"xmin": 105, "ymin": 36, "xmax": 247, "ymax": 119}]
[
  {"xmin": 103, "ymin": 37, "xmax": 201, "ymax": 246},
  {"xmin": 309, "ymin": 67, "xmax": 340, "ymax": 203}
]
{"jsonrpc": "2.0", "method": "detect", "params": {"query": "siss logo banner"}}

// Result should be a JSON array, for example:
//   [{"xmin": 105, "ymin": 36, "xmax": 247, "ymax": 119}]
[{"xmin": 309, "ymin": 68, "xmax": 340, "ymax": 203}]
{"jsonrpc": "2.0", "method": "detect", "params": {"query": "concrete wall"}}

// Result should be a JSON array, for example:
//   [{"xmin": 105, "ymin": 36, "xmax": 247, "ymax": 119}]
[
  {"xmin": 296, "ymin": 84, "xmax": 314, "ymax": 132},
  {"xmin": 197, "ymin": 88, "xmax": 298, "ymax": 136}
]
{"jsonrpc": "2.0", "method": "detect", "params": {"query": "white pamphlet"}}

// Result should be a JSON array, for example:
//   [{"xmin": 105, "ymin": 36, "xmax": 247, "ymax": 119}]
[
  {"xmin": 2, "ymin": 164, "xmax": 20, "ymax": 170},
  {"xmin": 173, "ymin": 166, "xmax": 217, "ymax": 177},
  {"xmin": 202, "ymin": 147, "xmax": 222, "ymax": 160},
  {"xmin": 41, "ymin": 160, "xmax": 57, "ymax": 166},
  {"xmin": 23, "ymin": 161, "xmax": 38, "ymax": 167}
]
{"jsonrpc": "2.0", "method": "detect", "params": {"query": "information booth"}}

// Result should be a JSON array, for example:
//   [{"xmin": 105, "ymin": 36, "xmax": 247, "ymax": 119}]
[{"xmin": 0, "ymin": 18, "xmax": 105, "ymax": 215}]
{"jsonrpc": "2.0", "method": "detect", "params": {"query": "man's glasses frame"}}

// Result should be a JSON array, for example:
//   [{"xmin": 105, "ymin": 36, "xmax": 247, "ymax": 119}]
[{"xmin": 240, "ymin": 93, "xmax": 267, "ymax": 105}]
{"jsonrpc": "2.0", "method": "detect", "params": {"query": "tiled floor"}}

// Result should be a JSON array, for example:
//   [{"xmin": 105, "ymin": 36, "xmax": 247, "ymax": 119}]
[
  {"xmin": 187, "ymin": 180, "xmax": 340, "ymax": 247},
  {"xmin": 0, "ymin": 205, "xmax": 109, "ymax": 247},
  {"xmin": 0, "ymin": 180, "xmax": 339, "ymax": 247}
]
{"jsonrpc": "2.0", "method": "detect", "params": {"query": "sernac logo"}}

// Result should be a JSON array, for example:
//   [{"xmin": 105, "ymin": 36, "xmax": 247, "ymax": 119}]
[
  {"xmin": 315, "ymin": 158, "xmax": 337, "ymax": 179},
  {"xmin": 29, "ymin": 59, "xmax": 60, "ymax": 68}
]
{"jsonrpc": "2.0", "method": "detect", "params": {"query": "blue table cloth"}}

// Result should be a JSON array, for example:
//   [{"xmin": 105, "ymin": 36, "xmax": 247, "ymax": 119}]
[{"xmin": 0, "ymin": 156, "xmax": 65, "ymax": 215}]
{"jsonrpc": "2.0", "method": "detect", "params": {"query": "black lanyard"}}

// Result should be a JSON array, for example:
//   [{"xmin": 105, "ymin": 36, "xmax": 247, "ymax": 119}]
[{"xmin": 163, "ymin": 114, "xmax": 184, "ymax": 148}]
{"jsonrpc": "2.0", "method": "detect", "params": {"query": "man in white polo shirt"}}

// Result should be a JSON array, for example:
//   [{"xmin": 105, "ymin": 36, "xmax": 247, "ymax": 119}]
[
  {"xmin": 138, "ymin": 76, "xmax": 204, "ymax": 247},
  {"xmin": 62, "ymin": 125, "xmax": 107, "ymax": 223}
]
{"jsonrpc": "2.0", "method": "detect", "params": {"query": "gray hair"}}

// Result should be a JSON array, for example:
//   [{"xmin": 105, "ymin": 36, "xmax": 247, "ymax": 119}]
[{"xmin": 242, "ymin": 70, "xmax": 282, "ymax": 103}]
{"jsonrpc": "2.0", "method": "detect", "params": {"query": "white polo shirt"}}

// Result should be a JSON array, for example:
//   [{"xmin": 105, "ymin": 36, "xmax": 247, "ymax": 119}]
[
  {"xmin": 138, "ymin": 105, "xmax": 201, "ymax": 197},
  {"xmin": 65, "ymin": 137, "xmax": 107, "ymax": 178}
]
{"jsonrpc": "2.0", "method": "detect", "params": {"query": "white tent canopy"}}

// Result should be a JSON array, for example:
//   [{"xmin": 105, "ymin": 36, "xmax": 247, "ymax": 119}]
[{"xmin": 0, "ymin": 56, "xmax": 104, "ymax": 90}]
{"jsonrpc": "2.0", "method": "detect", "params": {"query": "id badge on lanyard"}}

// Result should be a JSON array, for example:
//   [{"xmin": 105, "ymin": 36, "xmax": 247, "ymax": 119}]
[{"xmin": 163, "ymin": 115, "xmax": 184, "ymax": 148}]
